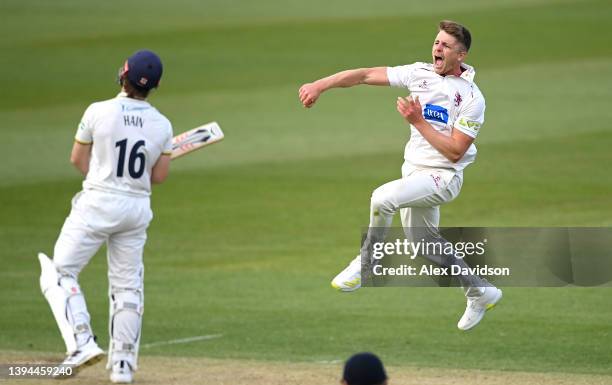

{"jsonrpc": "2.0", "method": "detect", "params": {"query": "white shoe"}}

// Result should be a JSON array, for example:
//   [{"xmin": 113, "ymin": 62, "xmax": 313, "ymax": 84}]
[
  {"xmin": 110, "ymin": 360, "xmax": 134, "ymax": 384},
  {"xmin": 55, "ymin": 337, "xmax": 104, "ymax": 377},
  {"xmin": 331, "ymin": 255, "xmax": 362, "ymax": 291},
  {"xmin": 457, "ymin": 286, "xmax": 503, "ymax": 331}
]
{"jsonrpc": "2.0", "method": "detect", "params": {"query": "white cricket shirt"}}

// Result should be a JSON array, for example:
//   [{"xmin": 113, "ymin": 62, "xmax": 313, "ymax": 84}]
[
  {"xmin": 387, "ymin": 62, "xmax": 485, "ymax": 172},
  {"xmin": 75, "ymin": 92, "xmax": 173, "ymax": 196}
]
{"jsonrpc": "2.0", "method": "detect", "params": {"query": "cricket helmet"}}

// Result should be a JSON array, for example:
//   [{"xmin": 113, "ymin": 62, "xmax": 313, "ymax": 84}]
[
  {"xmin": 118, "ymin": 50, "xmax": 163, "ymax": 91},
  {"xmin": 343, "ymin": 352, "xmax": 387, "ymax": 385}
]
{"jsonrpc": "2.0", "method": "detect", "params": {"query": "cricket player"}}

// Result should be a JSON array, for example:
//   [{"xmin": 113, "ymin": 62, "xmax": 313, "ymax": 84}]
[
  {"xmin": 299, "ymin": 21, "xmax": 502, "ymax": 331},
  {"xmin": 38, "ymin": 50, "xmax": 172, "ymax": 383},
  {"xmin": 342, "ymin": 352, "xmax": 388, "ymax": 385}
]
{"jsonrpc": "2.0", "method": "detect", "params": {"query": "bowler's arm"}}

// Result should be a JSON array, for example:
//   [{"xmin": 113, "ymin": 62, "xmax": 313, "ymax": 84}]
[
  {"xmin": 397, "ymin": 96, "xmax": 473, "ymax": 163},
  {"xmin": 299, "ymin": 67, "xmax": 389, "ymax": 108},
  {"xmin": 413, "ymin": 122, "xmax": 474, "ymax": 163},
  {"xmin": 70, "ymin": 141, "xmax": 92, "ymax": 175}
]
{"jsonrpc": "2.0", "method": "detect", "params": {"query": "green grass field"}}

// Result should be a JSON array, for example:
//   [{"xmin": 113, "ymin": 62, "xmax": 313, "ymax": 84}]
[{"xmin": 1, "ymin": 0, "xmax": 611, "ymax": 382}]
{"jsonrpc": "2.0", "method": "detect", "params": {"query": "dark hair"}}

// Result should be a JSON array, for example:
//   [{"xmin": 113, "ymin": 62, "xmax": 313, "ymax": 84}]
[
  {"xmin": 121, "ymin": 76, "xmax": 150, "ymax": 99},
  {"xmin": 343, "ymin": 352, "xmax": 387, "ymax": 385},
  {"xmin": 439, "ymin": 20, "xmax": 471, "ymax": 52}
]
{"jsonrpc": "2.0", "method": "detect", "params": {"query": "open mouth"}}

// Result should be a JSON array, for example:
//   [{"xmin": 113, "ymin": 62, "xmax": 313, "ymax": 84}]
[{"xmin": 434, "ymin": 56, "xmax": 444, "ymax": 66}]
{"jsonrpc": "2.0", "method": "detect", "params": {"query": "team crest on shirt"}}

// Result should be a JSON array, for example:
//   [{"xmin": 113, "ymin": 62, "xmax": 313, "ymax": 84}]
[
  {"xmin": 430, "ymin": 173, "xmax": 442, "ymax": 188},
  {"xmin": 418, "ymin": 80, "xmax": 429, "ymax": 89},
  {"xmin": 454, "ymin": 92, "xmax": 462, "ymax": 107}
]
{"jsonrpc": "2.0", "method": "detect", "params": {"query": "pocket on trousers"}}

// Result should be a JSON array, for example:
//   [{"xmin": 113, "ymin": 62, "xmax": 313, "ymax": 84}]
[
  {"xmin": 428, "ymin": 169, "xmax": 455, "ymax": 190},
  {"xmin": 445, "ymin": 175, "xmax": 463, "ymax": 201},
  {"xmin": 431, "ymin": 170, "xmax": 462, "ymax": 202}
]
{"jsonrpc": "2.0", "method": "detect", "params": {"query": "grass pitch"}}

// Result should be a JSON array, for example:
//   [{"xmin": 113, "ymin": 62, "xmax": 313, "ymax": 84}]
[
  {"xmin": 2, "ymin": 351, "xmax": 612, "ymax": 385},
  {"xmin": 1, "ymin": 0, "xmax": 611, "ymax": 382}
]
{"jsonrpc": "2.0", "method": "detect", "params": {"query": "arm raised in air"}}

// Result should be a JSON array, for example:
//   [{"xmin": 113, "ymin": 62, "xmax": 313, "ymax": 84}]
[{"xmin": 298, "ymin": 67, "xmax": 389, "ymax": 108}]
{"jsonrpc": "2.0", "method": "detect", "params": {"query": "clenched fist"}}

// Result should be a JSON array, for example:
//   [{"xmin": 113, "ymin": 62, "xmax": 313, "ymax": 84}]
[{"xmin": 298, "ymin": 83, "xmax": 322, "ymax": 108}]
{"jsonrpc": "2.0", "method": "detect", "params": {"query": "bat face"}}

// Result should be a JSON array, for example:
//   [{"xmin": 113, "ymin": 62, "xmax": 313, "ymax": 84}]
[{"xmin": 171, "ymin": 122, "xmax": 224, "ymax": 160}]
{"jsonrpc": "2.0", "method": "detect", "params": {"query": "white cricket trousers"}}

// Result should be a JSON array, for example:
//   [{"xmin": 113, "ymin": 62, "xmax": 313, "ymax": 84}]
[
  {"xmin": 53, "ymin": 189, "xmax": 152, "ymax": 289},
  {"xmin": 371, "ymin": 164, "xmax": 462, "ymax": 230},
  {"xmin": 363, "ymin": 163, "xmax": 485, "ymax": 296}
]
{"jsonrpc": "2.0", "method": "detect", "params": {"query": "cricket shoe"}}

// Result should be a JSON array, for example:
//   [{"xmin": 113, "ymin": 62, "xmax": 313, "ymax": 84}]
[
  {"xmin": 331, "ymin": 255, "xmax": 362, "ymax": 292},
  {"xmin": 110, "ymin": 360, "xmax": 134, "ymax": 384},
  {"xmin": 457, "ymin": 286, "xmax": 503, "ymax": 331},
  {"xmin": 55, "ymin": 337, "xmax": 104, "ymax": 378}
]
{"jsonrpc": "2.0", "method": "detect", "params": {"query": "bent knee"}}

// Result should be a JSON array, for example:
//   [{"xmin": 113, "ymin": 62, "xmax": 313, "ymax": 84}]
[{"xmin": 370, "ymin": 188, "xmax": 397, "ymax": 215}]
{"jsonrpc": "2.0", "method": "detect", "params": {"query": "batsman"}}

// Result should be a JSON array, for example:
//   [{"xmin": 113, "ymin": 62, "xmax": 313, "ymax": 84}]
[
  {"xmin": 38, "ymin": 50, "xmax": 172, "ymax": 383},
  {"xmin": 299, "ymin": 20, "xmax": 502, "ymax": 331}
]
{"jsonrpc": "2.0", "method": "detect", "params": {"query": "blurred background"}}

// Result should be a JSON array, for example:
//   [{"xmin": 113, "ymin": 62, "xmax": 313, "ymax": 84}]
[{"xmin": 1, "ymin": 0, "xmax": 611, "ymax": 376}]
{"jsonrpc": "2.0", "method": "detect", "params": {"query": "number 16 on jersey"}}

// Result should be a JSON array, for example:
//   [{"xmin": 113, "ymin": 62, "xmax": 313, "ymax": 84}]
[{"xmin": 171, "ymin": 121, "xmax": 224, "ymax": 160}]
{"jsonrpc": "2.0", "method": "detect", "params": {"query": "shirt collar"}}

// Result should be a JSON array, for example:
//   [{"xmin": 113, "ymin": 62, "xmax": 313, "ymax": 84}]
[
  {"xmin": 116, "ymin": 91, "xmax": 149, "ymax": 103},
  {"xmin": 459, "ymin": 63, "xmax": 476, "ymax": 83},
  {"xmin": 419, "ymin": 62, "xmax": 477, "ymax": 83}
]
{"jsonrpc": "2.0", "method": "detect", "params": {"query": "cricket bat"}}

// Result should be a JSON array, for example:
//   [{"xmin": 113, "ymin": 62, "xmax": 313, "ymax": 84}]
[{"xmin": 171, "ymin": 121, "xmax": 224, "ymax": 160}]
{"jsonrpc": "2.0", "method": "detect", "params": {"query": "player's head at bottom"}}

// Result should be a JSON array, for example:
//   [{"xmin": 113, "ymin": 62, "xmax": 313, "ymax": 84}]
[
  {"xmin": 342, "ymin": 352, "xmax": 388, "ymax": 385},
  {"xmin": 117, "ymin": 49, "xmax": 163, "ymax": 100}
]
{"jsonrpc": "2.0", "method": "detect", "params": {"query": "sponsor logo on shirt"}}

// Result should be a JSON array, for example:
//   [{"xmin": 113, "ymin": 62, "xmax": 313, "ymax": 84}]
[
  {"xmin": 423, "ymin": 104, "xmax": 448, "ymax": 124},
  {"xmin": 458, "ymin": 117, "xmax": 481, "ymax": 132},
  {"xmin": 121, "ymin": 104, "xmax": 150, "ymax": 112},
  {"xmin": 418, "ymin": 80, "xmax": 429, "ymax": 89}
]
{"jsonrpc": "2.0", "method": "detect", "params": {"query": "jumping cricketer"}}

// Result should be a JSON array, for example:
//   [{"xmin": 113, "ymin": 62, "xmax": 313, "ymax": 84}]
[{"xmin": 298, "ymin": 20, "xmax": 502, "ymax": 331}]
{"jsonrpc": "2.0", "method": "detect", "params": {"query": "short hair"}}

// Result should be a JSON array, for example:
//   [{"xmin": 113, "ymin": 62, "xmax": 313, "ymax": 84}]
[
  {"xmin": 439, "ymin": 20, "xmax": 471, "ymax": 52},
  {"xmin": 121, "ymin": 76, "xmax": 151, "ymax": 99}
]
